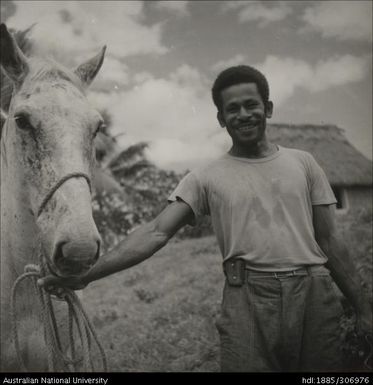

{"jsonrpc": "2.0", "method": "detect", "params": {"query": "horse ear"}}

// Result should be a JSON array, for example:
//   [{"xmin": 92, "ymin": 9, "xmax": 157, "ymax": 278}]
[
  {"xmin": 74, "ymin": 46, "xmax": 106, "ymax": 87},
  {"xmin": 0, "ymin": 24, "xmax": 29, "ymax": 86}
]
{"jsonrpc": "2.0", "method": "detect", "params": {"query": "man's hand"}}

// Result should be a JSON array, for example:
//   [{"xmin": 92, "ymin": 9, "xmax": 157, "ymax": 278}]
[{"xmin": 37, "ymin": 275, "xmax": 88, "ymax": 294}]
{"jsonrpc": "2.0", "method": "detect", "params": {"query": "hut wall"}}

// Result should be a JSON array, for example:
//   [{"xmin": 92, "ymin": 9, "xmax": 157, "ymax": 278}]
[{"xmin": 341, "ymin": 186, "xmax": 372, "ymax": 214}]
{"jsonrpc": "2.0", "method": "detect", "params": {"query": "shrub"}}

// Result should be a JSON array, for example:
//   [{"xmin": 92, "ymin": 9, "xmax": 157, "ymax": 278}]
[{"xmin": 336, "ymin": 207, "xmax": 372, "ymax": 371}]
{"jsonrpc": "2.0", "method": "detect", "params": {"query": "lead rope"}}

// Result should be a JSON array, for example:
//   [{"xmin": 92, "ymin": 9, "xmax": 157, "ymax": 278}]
[{"xmin": 10, "ymin": 259, "xmax": 108, "ymax": 372}]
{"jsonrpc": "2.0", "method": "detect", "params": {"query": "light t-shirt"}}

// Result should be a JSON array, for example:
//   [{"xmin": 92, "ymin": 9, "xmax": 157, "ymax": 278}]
[{"xmin": 168, "ymin": 146, "xmax": 337, "ymax": 271}]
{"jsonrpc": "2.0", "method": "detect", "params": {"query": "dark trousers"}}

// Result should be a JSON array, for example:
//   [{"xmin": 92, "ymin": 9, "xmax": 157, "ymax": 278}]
[{"xmin": 216, "ymin": 265, "xmax": 344, "ymax": 372}]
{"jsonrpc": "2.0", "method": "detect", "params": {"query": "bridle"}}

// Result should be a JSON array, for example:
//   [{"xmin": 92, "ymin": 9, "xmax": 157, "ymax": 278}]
[{"xmin": 37, "ymin": 172, "xmax": 92, "ymax": 217}]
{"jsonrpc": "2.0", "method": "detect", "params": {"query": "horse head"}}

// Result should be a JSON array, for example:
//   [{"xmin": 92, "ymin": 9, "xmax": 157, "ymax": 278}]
[{"xmin": 0, "ymin": 23, "xmax": 106, "ymax": 278}]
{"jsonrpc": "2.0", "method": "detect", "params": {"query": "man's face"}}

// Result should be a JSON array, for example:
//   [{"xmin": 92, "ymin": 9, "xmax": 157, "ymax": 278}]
[{"xmin": 218, "ymin": 83, "xmax": 273, "ymax": 147}]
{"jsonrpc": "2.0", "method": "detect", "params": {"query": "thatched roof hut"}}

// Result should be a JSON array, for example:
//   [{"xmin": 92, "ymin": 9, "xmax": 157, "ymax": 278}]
[{"xmin": 267, "ymin": 124, "xmax": 372, "ymax": 187}]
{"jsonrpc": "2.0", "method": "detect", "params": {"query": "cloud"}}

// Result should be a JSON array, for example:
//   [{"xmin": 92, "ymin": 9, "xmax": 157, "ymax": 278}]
[
  {"xmin": 212, "ymin": 54, "xmax": 247, "ymax": 73},
  {"xmin": 152, "ymin": 1, "xmax": 190, "ymax": 17},
  {"xmin": 211, "ymin": 54, "xmax": 370, "ymax": 106},
  {"xmin": 0, "ymin": 0, "xmax": 17, "ymax": 22},
  {"xmin": 144, "ymin": 137, "xmax": 225, "ymax": 171},
  {"xmin": 109, "ymin": 65, "xmax": 216, "ymax": 142},
  {"xmin": 88, "ymin": 65, "xmax": 224, "ymax": 170},
  {"xmin": 221, "ymin": 0, "xmax": 292, "ymax": 26},
  {"xmin": 305, "ymin": 55, "xmax": 369, "ymax": 92},
  {"xmin": 258, "ymin": 56, "xmax": 312, "ymax": 105},
  {"xmin": 262, "ymin": 55, "xmax": 369, "ymax": 103},
  {"xmin": 302, "ymin": 1, "xmax": 372, "ymax": 42},
  {"xmin": 6, "ymin": 1, "xmax": 167, "ymax": 67},
  {"xmin": 93, "ymin": 57, "xmax": 130, "ymax": 91}
]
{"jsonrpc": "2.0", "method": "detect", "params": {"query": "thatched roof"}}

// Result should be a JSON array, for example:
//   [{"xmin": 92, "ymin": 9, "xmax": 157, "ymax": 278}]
[{"xmin": 267, "ymin": 123, "xmax": 372, "ymax": 186}]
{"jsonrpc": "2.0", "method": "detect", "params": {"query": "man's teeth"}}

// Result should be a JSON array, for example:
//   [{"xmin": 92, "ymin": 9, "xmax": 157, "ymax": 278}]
[{"xmin": 238, "ymin": 124, "xmax": 256, "ymax": 131}]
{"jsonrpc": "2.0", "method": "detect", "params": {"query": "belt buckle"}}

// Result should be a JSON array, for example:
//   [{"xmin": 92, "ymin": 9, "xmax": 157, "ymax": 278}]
[{"xmin": 274, "ymin": 270, "xmax": 296, "ymax": 278}]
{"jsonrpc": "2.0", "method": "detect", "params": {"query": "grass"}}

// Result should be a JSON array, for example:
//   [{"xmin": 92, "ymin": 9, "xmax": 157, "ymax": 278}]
[{"xmin": 83, "ymin": 236, "xmax": 223, "ymax": 372}]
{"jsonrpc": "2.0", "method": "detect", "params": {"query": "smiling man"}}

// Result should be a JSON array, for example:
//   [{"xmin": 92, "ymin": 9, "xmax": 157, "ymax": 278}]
[{"xmin": 39, "ymin": 65, "xmax": 372, "ymax": 372}]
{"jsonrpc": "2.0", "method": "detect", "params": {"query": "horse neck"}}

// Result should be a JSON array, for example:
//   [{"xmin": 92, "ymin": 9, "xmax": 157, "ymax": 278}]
[{"xmin": 1, "ymin": 122, "xmax": 40, "ymax": 285}]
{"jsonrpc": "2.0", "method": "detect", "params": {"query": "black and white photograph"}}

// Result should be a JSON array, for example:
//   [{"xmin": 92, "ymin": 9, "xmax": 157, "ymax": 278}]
[{"xmin": 0, "ymin": 0, "xmax": 372, "ymax": 378}]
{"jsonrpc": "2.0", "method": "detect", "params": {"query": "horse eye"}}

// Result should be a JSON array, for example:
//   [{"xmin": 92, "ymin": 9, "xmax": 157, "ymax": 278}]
[{"xmin": 14, "ymin": 114, "xmax": 34, "ymax": 131}]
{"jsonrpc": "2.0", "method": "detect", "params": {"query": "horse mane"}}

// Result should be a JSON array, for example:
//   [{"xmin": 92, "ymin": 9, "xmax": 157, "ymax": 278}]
[{"xmin": 0, "ymin": 26, "xmax": 34, "ymax": 112}]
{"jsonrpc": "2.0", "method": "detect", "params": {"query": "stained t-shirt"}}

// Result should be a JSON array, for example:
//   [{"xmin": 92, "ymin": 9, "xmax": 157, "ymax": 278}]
[{"xmin": 168, "ymin": 146, "xmax": 337, "ymax": 271}]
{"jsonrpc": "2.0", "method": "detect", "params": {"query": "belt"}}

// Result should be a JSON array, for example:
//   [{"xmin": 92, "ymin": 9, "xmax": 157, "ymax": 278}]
[
  {"xmin": 244, "ymin": 266, "xmax": 329, "ymax": 278},
  {"xmin": 245, "ymin": 268, "xmax": 309, "ymax": 278},
  {"xmin": 223, "ymin": 259, "xmax": 329, "ymax": 286}
]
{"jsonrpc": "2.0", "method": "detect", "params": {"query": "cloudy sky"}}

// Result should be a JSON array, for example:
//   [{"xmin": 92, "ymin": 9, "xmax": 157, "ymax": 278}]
[{"xmin": 2, "ymin": 1, "xmax": 372, "ymax": 170}]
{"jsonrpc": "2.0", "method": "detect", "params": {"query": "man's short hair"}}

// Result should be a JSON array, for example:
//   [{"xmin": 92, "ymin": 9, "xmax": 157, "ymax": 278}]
[{"xmin": 212, "ymin": 65, "xmax": 270, "ymax": 112}]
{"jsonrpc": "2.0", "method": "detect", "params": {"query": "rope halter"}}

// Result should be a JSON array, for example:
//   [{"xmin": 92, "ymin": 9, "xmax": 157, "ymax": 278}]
[{"xmin": 37, "ymin": 172, "xmax": 92, "ymax": 217}]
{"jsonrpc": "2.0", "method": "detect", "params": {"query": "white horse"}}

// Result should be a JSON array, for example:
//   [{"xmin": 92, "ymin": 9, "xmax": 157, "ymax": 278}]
[{"xmin": 0, "ymin": 23, "xmax": 106, "ymax": 371}]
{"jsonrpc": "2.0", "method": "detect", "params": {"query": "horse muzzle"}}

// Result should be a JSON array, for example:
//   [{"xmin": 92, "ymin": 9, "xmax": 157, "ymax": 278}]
[
  {"xmin": 36, "ymin": 172, "xmax": 101, "ymax": 278},
  {"xmin": 51, "ymin": 237, "xmax": 100, "ymax": 278}
]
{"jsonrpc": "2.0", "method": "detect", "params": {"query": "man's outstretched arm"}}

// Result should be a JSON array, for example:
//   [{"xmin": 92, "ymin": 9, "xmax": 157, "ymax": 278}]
[
  {"xmin": 38, "ymin": 199, "xmax": 194, "ymax": 288},
  {"xmin": 313, "ymin": 204, "xmax": 372, "ymax": 335}
]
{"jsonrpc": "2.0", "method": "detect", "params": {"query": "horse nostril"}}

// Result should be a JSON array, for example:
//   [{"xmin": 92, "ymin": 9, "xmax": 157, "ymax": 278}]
[
  {"xmin": 53, "ymin": 241, "xmax": 66, "ymax": 268},
  {"xmin": 52, "ymin": 239, "xmax": 100, "ymax": 276}
]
